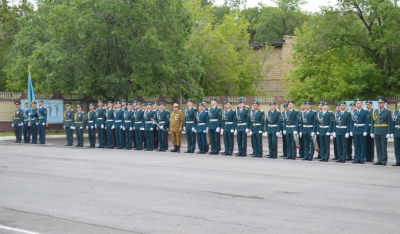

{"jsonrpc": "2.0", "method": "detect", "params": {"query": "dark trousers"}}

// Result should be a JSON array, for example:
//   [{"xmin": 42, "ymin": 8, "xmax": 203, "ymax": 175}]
[
  {"xmin": 197, "ymin": 132, "xmax": 207, "ymax": 153},
  {"xmin": 237, "ymin": 130, "xmax": 247, "ymax": 156},
  {"xmin": 145, "ymin": 130, "xmax": 153, "ymax": 150},
  {"xmin": 14, "ymin": 125, "xmax": 22, "ymax": 142},
  {"xmin": 75, "ymin": 127, "xmax": 84, "ymax": 146},
  {"xmin": 299, "ymin": 135, "xmax": 304, "ymax": 156},
  {"xmin": 303, "ymin": 133, "xmax": 314, "ymax": 159},
  {"xmin": 38, "ymin": 123, "xmax": 45, "ymax": 144},
  {"xmin": 153, "ymin": 128, "xmax": 159, "ymax": 149},
  {"xmin": 88, "ymin": 127, "xmax": 95, "ymax": 147},
  {"xmin": 282, "ymin": 133, "xmax": 287, "ymax": 156},
  {"xmin": 251, "ymin": 132, "xmax": 262, "ymax": 157},
  {"xmin": 31, "ymin": 123, "xmax": 37, "ymax": 143},
  {"xmin": 23, "ymin": 123, "xmax": 31, "ymax": 143},
  {"xmin": 333, "ymin": 138, "xmax": 338, "ymax": 160},
  {"xmin": 65, "ymin": 126, "xmax": 73, "ymax": 146},
  {"xmin": 320, "ymin": 135, "xmax": 330, "ymax": 160},
  {"xmin": 223, "ymin": 131, "xmax": 234, "ymax": 155},
  {"xmin": 186, "ymin": 128, "xmax": 196, "ymax": 152},
  {"xmin": 115, "ymin": 127, "xmax": 122, "ymax": 148},
  {"xmin": 375, "ymin": 134, "xmax": 388, "ymax": 164},
  {"xmin": 106, "ymin": 127, "xmax": 113, "ymax": 148},
  {"xmin": 97, "ymin": 125, "xmax": 104, "ymax": 147},
  {"xmin": 346, "ymin": 136, "xmax": 353, "ymax": 159},
  {"xmin": 394, "ymin": 137, "xmax": 400, "ymax": 165},
  {"xmin": 366, "ymin": 134, "xmax": 375, "ymax": 161},
  {"xmin": 286, "ymin": 133, "xmax": 296, "ymax": 158},
  {"xmin": 209, "ymin": 129, "xmax": 219, "ymax": 153},
  {"xmin": 316, "ymin": 135, "xmax": 321, "ymax": 158},
  {"xmin": 268, "ymin": 133, "xmax": 278, "ymax": 158},
  {"xmin": 124, "ymin": 128, "xmax": 132, "ymax": 149},
  {"xmin": 135, "ymin": 129, "xmax": 143, "ymax": 149},
  {"xmin": 132, "ymin": 129, "xmax": 136, "ymax": 148},
  {"xmin": 336, "ymin": 135, "xmax": 346, "ymax": 161},
  {"xmin": 158, "ymin": 129, "xmax": 168, "ymax": 151},
  {"xmin": 353, "ymin": 134, "xmax": 366, "ymax": 163}
]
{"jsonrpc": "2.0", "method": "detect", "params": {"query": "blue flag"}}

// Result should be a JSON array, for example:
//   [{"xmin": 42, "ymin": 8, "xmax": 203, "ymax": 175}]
[{"xmin": 27, "ymin": 71, "xmax": 35, "ymax": 108}]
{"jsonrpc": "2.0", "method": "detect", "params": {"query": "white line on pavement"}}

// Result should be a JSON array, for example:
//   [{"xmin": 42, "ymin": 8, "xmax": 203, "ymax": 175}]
[{"xmin": 0, "ymin": 225, "xmax": 42, "ymax": 234}]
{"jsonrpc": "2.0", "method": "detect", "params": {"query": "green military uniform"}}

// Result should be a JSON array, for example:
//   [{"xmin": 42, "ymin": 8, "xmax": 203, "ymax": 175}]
[
  {"xmin": 299, "ymin": 101, "xmax": 317, "ymax": 161},
  {"xmin": 235, "ymin": 98, "xmax": 250, "ymax": 157},
  {"xmin": 317, "ymin": 103, "xmax": 334, "ymax": 161},
  {"xmin": 184, "ymin": 99, "xmax": 197, "ymax": 153},
  {"xmin": 265, "ymin": 101, "xmax": 281, "ymax": 159},
  {"xmin": 123, "ymin": 104, "xmax": 134, "ymax": 149},
  {"xmin": 73, "ymin": 104, "xmax": 86, "ymax": 147},
  {"xmin": 23, "ymin": 103, "xmax": 31, "ymax": 143},
  {"xmin": 87, "ymin": 103, "xmax": 96, "ymax": 148},
  {"xmin": 157, "ymin": 102, "xmax": 170, "ymax": 152},
  {"xmin": 208, "ymin": 97, "xmax": 222, "ymax": 154},
  {"xmin": 12, "ymin": 101, "xmax": 24, "ymax": 143},
  {"xmin": 63, "ymin": 102, "xmax": 75, "ymax": 146},
  {"xmin": 371, "ymin": 97, "xmax": 391, "ymax": 166},
  {"xmin": 250, "ymin": 100, "xmax": 265, "ymax": 158},
  {"xmin": 333, "ymin": 102, "xmax": 351, "ymax": 163},
  {"xmin": 221, "ymin": 101, "xmax": 236, "ymax": 156},
  {"xmin": 29, "ymin": 103, "xmax": 39, "ymax": 144},
  {"xmin": 391, "ymin": 100, "xmax": 400, "ymax": 166}
]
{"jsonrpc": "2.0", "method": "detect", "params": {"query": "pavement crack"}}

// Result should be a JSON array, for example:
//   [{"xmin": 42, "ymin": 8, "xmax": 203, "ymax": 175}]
[{"xmin": 206, "ymin": 191, "xmax": 264, "ymax": 200}]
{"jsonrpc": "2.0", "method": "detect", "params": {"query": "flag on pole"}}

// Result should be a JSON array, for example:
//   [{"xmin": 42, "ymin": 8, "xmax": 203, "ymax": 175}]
[{"xmin": 27, "ymin": 71, "xmax": 35, "ymax": 108}]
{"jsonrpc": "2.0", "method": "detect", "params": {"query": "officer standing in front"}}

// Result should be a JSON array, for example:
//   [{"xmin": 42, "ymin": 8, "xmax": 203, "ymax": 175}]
[
  {"xmin": 194, "ymin": 103, "xmax": 209, "ymax": 154},
  {"xmin": 87, "ymin": 103, "xmax": 96, "ymax": 148},
  {"xmin": 371, "ymin": 97, "xmax": 391, "ymax": 166},
  {"xmin": 264, "ymin": 101, "xmax": 281, "ymax": 159},
  {"xmin": 332, "ymin": 103, "xmax": 341, "ymax": 160},
  {"xmin": 12, "ymin": 101, "xmax": 24, "ymax": 143},
  {"xmin": 350, "ymin": 99, "xmax": 369, "ymax": 164},
  {"xmin": 23, "ymin": 102, "xmax": 31, "ymax": 143},
  {"xmin": 169, "ymin": 103, "xmax": 184, "ymax": 153},
  {"xmin": 391, "ymin": 100, "xmax": 400, "ymax": 166},
  {"xmin": 134, "ymin": 102, "xmax": 144, "ymax": 150},
  {"xmin": 37, "ymin": 100, "xmax": 47, "ymax": 144},
  {"xmin": 314, "ymin": 101, "xmax": 324, "ymax": 159},
  {"xmin": 113, "ymin": 101, "xmax": 124, "ymax": 149},
  {"xmin": 347, "ymin": 102, "xmax": 356, "ymax": 160},
  {"xmin": 281, "ymin": 103, "xmax": 288, "ymax": 157},
  {"xmin": 283, "ymin": 101, "xmax": 299, "ymax": 160},
  {"xmin": 365, "ymin": 100, "xmax": 375, "ymax": 162},
  {"xmin": 208, "ymin": 97, "xmax": 222, "ymax": 155},
  {"xmin": 63, "ymin": 101, "xmax": 75, "ymax": 146},
  {"xmin": 95, "ymin": 100, "xmax": 106, "ymax": 148},
  {"xmin": 123, "ymin": 103, "xmax": 134, "ymax": 150},
  {"xmin": 333, "ymin": 101, "xmax": 351, "ymax": 163},
  {"xmin": 105, "ymin": 101, "xmax": 115, "ymax": 149},
  {"xmin": 156, "ymin": 102, "xmax": 170, "ymax": 152},
  {"xmin": 299, "ymin": 101, "xmax": 316, "ymax": 161},
  {"xmin": 184, "ymin": 99, "xmax": 197, "ymax": 153},
  {"xmin": 298, "ymin": 102, "xmax": 306, "ymax": 158},
  {"xmin": 29, "ymin": 101, "xmax": 39, "ymax": 144},
  {"xmin": 144, "ymin": 103, "xmax": 156, "ymax": 151},
  {"xmin": 235, "ymin": 98, "xmax": 250, "ymax": 157},
  {"xmin": 221, "ymin": 101, "xmax": 236, "ymax": 156},
  {"xmin": 317, "ymin": 102, "xmax": 334, "ymax": 162},
  {"xmin": 250, "ymin": 100, "xmax": 265, "ymax": 158},
  {"xmin": 73, "ymin": 104, "xmax": 85, "ymax": 147}
]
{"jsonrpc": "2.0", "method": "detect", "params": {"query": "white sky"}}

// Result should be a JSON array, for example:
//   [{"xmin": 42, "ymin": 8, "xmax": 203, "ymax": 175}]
[{"xmin": 214, "ymin": 0, "xmax": 338, "ymax": 12}]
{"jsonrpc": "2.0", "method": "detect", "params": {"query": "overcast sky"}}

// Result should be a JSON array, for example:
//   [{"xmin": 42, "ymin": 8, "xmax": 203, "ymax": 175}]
[{"xmin": 214, "ymin": 0, "xmax": 338, "ymax": 12}]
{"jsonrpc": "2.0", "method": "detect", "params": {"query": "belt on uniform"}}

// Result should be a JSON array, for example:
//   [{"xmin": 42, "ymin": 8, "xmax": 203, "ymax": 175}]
[
  {"xmin": 186, "ymin": 121, "xmax": 194, "ymax": 124},
  {"xmin": 38, "ymin": 117, "xmax": 44, "ymax": 119},
  {"xmin": 65, "ymin": 120, "xmax": 72, "ymax": 122},
  {"xmin": 286, "ymin": 125, "xmax": 295, "ymax": 128},
  {"xmin": 159, "ymin": 121, "xmax": 165, "ymax": 124},
  {"xmin": 374, "ymin": 124, "xmax": 388, "ymax": 127},
  {"xmin": 319, "ymin": 125, "xmax": 329, "ymax": 128},
  {"xmin": 395, "ymin": 125, "xmax": 400, "ymax": 129},
  {"xmin": 252, "ymin": 123, "xmax": 261, "ymax": 126},
  {"xmin": 124, "ymin": 120, "xmax": 131, "ymax": 123},
  {"xmin": 198, "ymin": 123, "xmax": 206, "ymax": 125},
  {"xmin": 75, "ymin": 122, "xmax": 82, "ymax": 124},
  {"xmin": 88, "ymin": 121, "xmax": 94, "ymax": 123},
  {"xmin": 268, "ymin": 124, "xmax": 277, "ymax": 127},
  {"xmin": 303, "ymin": 125, "xmax": 313, "ymax": 128},
  {"xmin": 238, "ymin": 123, "xmax": 247, "ymax": 126},
  {"xmin": 210, "ymin": 119, "xmax": 218, "ymax": 122},
  {"xmin": 354, "ymin": 124, "xmax": 365, "ymax": 127},
  {"xmin": 135, "ymin": 121, "xmax": 142, "ymax": 124},
  {"xmin": 97, "ymin": 118, "xmax": 103, "ymax": 120},
  {"xmin": 115, "ymin": 120, "xmax": 122, "ymax": 122},
  {"xmin": 14, "ymin": 118, "xmax": 20, "ymax": 120},
  {"xmin": 146, "ymin": 121, "xmax": 153, "ymax": 123},
  {"xmin": 226, "ymin": 122, "xmax": 233, "ymax": 124},
  {"xmin": 336, "ymin": 126, "xmax": 347, "ymax": 129},
  {"xmin": 107, "ymin": 120, "xmax": 113, "ymax": 122}
]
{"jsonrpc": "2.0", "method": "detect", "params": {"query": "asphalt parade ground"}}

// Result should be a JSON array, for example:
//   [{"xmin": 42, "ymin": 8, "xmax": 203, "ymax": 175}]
[{"xmin": 1, "ymin": 137, "xmax": 400, "ymax": 234}]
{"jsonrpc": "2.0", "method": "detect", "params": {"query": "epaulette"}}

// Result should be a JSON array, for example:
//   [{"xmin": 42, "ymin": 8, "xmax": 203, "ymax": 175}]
[
  {"xmin": 277, "ymin": 109, "xmax": 280, "ymax": 112},
  {"xmin": 232, "ymin": 109, "xmax": 236, "ymax": 111},
  {"xmin": 260, "ymin": 109, "xmax": 264, "ymax": 112},
  {"xmin": 205, "ymin": 110, "xmax": 208, "ymax": 112},
  {"xmin": 363, "ymin": 108, "xmax": 367, "ymax": 110},
  {"xmin": 244, "ymin": 107, "xmax": 249, "ymax": 109},
  {"xmin": 346, "ymin": 111, "xmax": 350, "ymax": 113},
  {"xmin": 166, "ymin": 110, "xmax": 170, "ymax": 112},
  {"xmin": 387, "ymin": 109, "xmax": 391, "ymax": 110},
  {"xmin": 71, "ymin": 109, "xmax": 74, "ymax": 111},
  {"xmin": 328, "ymin": 111, "xmax": 332, "ymax": 113}
]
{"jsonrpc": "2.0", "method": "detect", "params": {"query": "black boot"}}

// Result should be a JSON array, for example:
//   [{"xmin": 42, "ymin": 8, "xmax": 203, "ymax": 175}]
[
  {"xmin": 177, "ymin": 146, "xmax": 180, "ymax": 153},
  {"xmin": 170, "ymin": 145, "xmax": 177, "ymax": 152}
]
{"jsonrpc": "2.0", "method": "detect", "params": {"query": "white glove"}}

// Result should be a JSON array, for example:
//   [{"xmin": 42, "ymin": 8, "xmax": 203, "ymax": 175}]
[
  {"xmin": 326, "ymin": 132, "xmax": 330, "ymax": 136},
  {"xmin": 28, "ymin": 113, "xmax": 31, "ymax": 116},
  {"xmin": 63, "ymin": 126, "xmax": 65, "ymax": 129},
  {"xmin": 221, "ymin": 129, "xmax": 224, "ymax": 134},
  {"xmin": 160, "ymin": 126, "xmax": 164, "ymax": 130},
  {"xmin": 150, "ymin": 128, "xmax": 153, "ymax": 131},
  {"xmin": 234, "ymin": 130, "xmax": 237, "ymax": 135},
  {"xmin": 71, "ymin": 126, "xmax": 75, "ymax": 130},
  {"xmin": 250, "ymin": 131, "xmax": 252, "ymax": 135},
  {"xmin": 111, "ymin": 125, "xmax": 115, "ymax": 129},
  {"xmin": 129, "ymin": 127, "xmax": 133, "ymax": 131},
  {"xmin": 345, "ymin": 133, "xmax": 349, "ymax": 138},
  {"xmin": 183, "ymin": 127, "xmax": 186, "ymax": 131},
  {"xmin": 311, "ymin": 132, "xmax": 315, "ymax": 137},
  {"xmin": 192, "ymin": 127, "xmax": 195, "ymax": 132},
  {"xmin": 95, "ymin": 124, "xmax": 97, "ymax": 128},
  {"xmin": 283, "ymin": 130, "xmax": 286, "ymax": 135},
  {"xmin": 140, "ymin": 127, "xmax": 144, "ymax": 130},
  {"xmin": 80, "ymin": 126, "xmax": 83, "ymax": 129},
  {"xmin": 122, "ymin": 126, "xmax": 125, "ymax": 130},
  {"xmin": 28, "ymin": 123, "xmax": 31, "ymax": 126},
  {"xmin": 230, "ymin": 129, "xmax": 234, "ymax": 133},
  {"xmin": 216, "ymin": 127, "xmax": 220, "ymax": 133},
  {"xmin": 12, "ymin": 124, "xmax": 14, "ymax": 127},
  {"xmin": 86, "ymin": 126, "xmax": 89, "ymax": 130},
  {"xmin": 299, "ymin": 132, "xmax": 302, "ymax": 138},
  {"xmin": 316, "ymin": 132, "xmax": 319, "ymax": 135},
  {"xmin": 350, "ymin": 132, "xmax": 353, "ymax": 137},
  {"xmin": 245, "ymin": 128, "xmax": 249, "ymax": 133},
  {"xmin": 264, "ymin": 132, "xmax": 268, "ymax": 137},
  {"xmin": 19, "ymin": 123, "xmax": 22, "ymax": 126},
  {"xmin": 363, "ymin": 132, "xmax": 367, "ymax": 137},
  {"xmin": 91, "ymin": 126, "xmax": 94, "ymax": 129},
  {"xmin": 371, "ymin": 133, "xmax": 375, "ymax": 138},
  {"xmin": 276, "ymin": 132, "xmax": 281, "ymax": 137},
  {"xmin": 133, "ymin": 127, "xmax": 135, "ymax": 130},
  {"xmin": 259, "ymin": 131, "xmax": 262, "ymax": 134},
  {"xmin": 203, "ymin": 127, "xmax": 208, "ymax": 133},
  {"xmin": 101, "ymin": 124, "xmax": 104, "ymax": 129},
  {"xmin": 391, "ymin": 134, "xmax": 394, "ymax": 138},
  {"xmin": 386, "ymin": 134, "xmax": 391, "ymax": 138},
  {"xmin": 42, "ymin": 122, "xmax": 45, "ymax": 126},
  {"xmin": 36, "ymin": 122, "xmax": 38, "ymax": 126},
  {"xmin": 294, "ymin": 131, "xmax": 298, "ymax": 136},
  {"xmin": 332, "ymin": 132, "xmax": 336, "ymax": 138}
]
